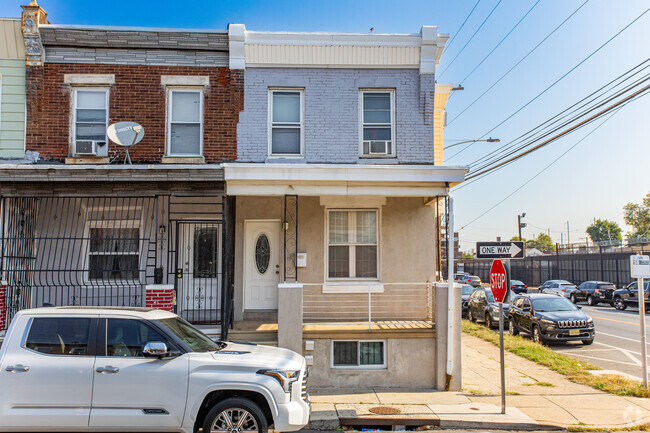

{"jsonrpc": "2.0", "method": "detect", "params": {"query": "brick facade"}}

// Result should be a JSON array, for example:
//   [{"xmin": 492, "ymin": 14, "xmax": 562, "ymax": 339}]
[
  {"xmin": 0, "ymin": 282, "xmax": 6, "ymax": 330},
  {"xmin": 145, "ymin": 285, "xmax": 175, "ymax": 312},
  {"xmin": 237, "ymin": 68, "xmax": 436, "ymax": 164},
  {"xmin": 26, "ymin": 63, "xmax": 243, "ymax": 163}
]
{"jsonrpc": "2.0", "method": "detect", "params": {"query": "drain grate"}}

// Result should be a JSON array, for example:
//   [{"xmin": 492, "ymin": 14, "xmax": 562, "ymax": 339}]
[{"xmin": 369, "ymin": 407, "xmax": 403, "ymax": 415}]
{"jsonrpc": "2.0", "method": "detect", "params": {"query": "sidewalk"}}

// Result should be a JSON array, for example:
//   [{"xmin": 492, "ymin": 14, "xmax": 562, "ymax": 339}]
[{"xmin": 307, "ymin": 334, "xmax": 650, "ymax": 430}]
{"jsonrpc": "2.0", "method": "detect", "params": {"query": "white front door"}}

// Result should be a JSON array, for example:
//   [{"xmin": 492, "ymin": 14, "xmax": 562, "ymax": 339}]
[
  {"xmin": 178, "ymin": 223, "xmax": 221, "ymax": 323},
  {"xmin": 244, "ymin": 220, "xmax": 281, "ymax": 310}
]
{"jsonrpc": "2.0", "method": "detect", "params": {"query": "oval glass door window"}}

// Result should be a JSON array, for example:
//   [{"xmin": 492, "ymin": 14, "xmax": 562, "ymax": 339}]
[{"xmin": 255, "ymin": 234, "xmax": 270, "ymax": 274}]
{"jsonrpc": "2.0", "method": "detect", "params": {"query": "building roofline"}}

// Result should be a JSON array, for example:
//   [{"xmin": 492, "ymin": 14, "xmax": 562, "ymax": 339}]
[{"xmin": 40, "ymin": 23, "xmax": 228, "ymax": 34}]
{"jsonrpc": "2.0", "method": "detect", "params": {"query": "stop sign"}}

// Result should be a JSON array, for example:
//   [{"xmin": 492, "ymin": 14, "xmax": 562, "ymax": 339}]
[{"xmin": 490, "ymin": 259, "xmax": 508, "ymax": 303}]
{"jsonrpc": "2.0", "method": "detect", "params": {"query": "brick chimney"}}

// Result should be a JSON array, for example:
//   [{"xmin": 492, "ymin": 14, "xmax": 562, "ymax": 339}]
[{"xmin": 21, "ymin": 0, "xmax": 49, "ymax": 66}]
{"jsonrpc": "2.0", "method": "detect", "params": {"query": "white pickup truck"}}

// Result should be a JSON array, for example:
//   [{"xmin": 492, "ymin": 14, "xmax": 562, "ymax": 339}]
[{"xmin": 0, "ymin": 307, "xmax": 310, "ymax": 433}]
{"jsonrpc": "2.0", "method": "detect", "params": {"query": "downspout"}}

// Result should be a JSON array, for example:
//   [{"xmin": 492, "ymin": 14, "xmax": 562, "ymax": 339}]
[{"xmin": 446, "ymin": 191, "xmax": 455, "ymax": 390}]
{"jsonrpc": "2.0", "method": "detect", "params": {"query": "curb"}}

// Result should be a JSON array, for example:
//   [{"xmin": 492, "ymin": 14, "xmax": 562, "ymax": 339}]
[{"xmin": 310, "ymin": 417, "xmax": 565, "ymax": 431}]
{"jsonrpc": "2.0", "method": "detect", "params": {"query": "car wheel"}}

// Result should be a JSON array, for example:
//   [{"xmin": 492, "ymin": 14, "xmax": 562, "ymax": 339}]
[
  {"xmin": 468, "ymin": 309, "xmax": 475, "ymax": 322},
  {"xmin": 614, "ymin": 297, "xmax": 627, "ymax": 310},
  {"xmin": 532, "ymin": 325, "xmax": 545, "ymax": 345},
  {"xmin": 203, "ymin": 397, "xmax": 268, "ymax": 433},
  {"xmin": 485, "ymin": 313, "xmax": 492, "ymax": 329},
  {"xmin": 570, "ymin": 294, "xmax": 576, "ymax": 304},
  {"xmin": 587, "ymin": 295, "xmax": 597, "ymax": 306},
  {"xmin": 509, "ymin": 319, "xmax": 518, "ymax": 335},
  {"xmin": 582, "ymin": 339, "xmax": 594, "ymax": 345}
]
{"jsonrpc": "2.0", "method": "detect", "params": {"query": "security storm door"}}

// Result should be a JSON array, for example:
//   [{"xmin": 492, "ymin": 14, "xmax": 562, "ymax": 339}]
[
  {"xmin": 177, "ymin": 223, "xmax": 222, "ymax": 324},
  {"xmin": 244, "ymin": 220, "xmax": 281, "ymax": 310}
]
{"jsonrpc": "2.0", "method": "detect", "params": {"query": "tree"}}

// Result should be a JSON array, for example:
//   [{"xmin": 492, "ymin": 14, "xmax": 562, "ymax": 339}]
[
  {"xmin": 624, "ymin": 192, "xmax": 650, "ymax": 239},
  {"xmin": 586, "ymin": 219, "xmax": 622, "ymax": 243},
  {"xmin": 526, "ymin": 233, "xmax": 554, "ymax": 252},
  {"xmin": 510, "ymin": 236, "xmax": 526, "ymax": 242},
  {"xmin": 462, "ymin": 251, "xmax": 474, "ymax": 259}
]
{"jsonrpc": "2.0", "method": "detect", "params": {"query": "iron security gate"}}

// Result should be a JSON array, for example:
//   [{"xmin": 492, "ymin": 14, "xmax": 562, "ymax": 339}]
[{"xmin": 175, "ymin": 221, "xmax": 222, "ymax": 324}]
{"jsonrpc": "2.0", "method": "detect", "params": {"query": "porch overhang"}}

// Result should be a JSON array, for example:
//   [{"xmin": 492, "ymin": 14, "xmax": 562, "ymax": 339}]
[{"xmin": 223, "ymin": 163, "xmax": 468, "ymax": 197}]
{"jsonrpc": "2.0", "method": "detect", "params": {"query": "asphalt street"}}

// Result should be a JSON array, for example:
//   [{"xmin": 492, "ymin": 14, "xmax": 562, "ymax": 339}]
[{"xmin": 548, "ymin": 303, "xmax": 650, "ymax": 379}]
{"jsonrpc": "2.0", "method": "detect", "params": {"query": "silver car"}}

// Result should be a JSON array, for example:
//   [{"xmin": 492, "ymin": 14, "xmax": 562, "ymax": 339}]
[{"xmin": 541, "ymin": 280, "xmax": 577, "ymax": 298}]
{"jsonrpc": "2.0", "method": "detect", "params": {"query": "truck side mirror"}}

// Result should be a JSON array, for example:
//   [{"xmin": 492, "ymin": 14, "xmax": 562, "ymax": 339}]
[{"xmin": 143, "ymin": 342, "xmax": 168, "ymax": 358}]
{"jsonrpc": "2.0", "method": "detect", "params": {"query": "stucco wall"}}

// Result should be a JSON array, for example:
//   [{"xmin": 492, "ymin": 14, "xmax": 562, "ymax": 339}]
[
  {"xmin": 306, "ymin": 337, "xmax": 436, "ymax": 388},
  {"xmin": 237, "ymin": 69, "xmax": 436, "ymax": 164}
]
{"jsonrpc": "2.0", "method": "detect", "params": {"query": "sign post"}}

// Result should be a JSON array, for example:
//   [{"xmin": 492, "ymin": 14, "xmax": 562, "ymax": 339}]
[
  {"xmin": 490, "ymin": 259, "xmax": 509, "ymax": 414},
  {"xmin": 631, "ymin": 254, "xmax": 650, "ymax": 389}
]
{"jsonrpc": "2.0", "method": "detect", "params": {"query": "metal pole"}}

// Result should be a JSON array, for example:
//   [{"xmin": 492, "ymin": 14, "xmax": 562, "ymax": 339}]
[
  {"xmin": 639, "ymin": 276, "xmax": 648, "ymax": 388},
  {"xmin": 518, "ymin": 215, "xmax": 522, "ymax": 242},
  {"xmin": 446, "ymin": 193, "xmax": 455, "ymax": 389},
  {"xmin": 500, "ymin": 258, "xmax": 510, "ymax": 414},
  {"xmin": 567, "ymin": 221, "xmax": 570, "ymax": 245}
]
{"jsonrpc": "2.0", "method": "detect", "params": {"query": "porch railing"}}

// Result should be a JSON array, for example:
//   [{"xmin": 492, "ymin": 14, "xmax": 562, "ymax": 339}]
[{"xmin": 302, "ymin": 282, "xmax": 435, "ymax": 326}]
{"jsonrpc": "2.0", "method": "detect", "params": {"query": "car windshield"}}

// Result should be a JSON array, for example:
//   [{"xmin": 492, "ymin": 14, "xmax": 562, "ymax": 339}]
[
  {"xmin": 158, "ymin": 317, "xmax": 223, "ymax": 352},
  {"xmin": 461, "ymin": 286, "xmax": 474, "ymax": 296},
  {"xmin": 485, "ymin": 289, "xmax": 495, "ymax": 302},
  {"xmin": 532, "ymin": 297, "xmax": 577, "ymax": 312},
  {"xmin": 511, "ymin": 280, "xmax": 523, "ymax": 285},
  {"xmin": 558, "ymin": 280, "xmax": 571, "ymax": 285}
]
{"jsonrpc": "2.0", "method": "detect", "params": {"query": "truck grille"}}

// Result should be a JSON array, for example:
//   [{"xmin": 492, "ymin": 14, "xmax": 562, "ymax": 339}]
[
  {"xmin": 301, "ymin": 368, "xmax": 309, "ymax": 403},
  {"xmin": 558, "ymin": 320, "xmax": 586, "ymax": 328}
]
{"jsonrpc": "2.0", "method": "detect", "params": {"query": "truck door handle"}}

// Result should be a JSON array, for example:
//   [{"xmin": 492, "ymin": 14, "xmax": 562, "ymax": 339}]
[
  {"xmin": 6, "ymin": 365, "xmax": 29, "ymax": 372},
  {"xmin": 96, "ymin": 366, "xmax": 119, "ymax": 374}
]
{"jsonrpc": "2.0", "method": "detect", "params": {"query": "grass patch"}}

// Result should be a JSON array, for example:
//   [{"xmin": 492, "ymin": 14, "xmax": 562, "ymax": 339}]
[
  {"xmin": 567, "ymin": 423, "xmax": 650, "ymax": 432},
  {"xmin": 466, "ymin": 389, "xmax": 485, "ymax": 395},
  {"xmin": 462, "ymin": 319, "xmax": 650, "ymax": 398},
  {"xmin": 521, "ymin": 381, "xmax": 555, "ymax": 387}
]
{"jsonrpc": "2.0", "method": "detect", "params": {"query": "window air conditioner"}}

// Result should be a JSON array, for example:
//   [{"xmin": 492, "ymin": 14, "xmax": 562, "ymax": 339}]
[
  {"xmin": 75, "ymin": 140, "xmax": 104, "ymax": 156},
  {"xmin": 363, "ymin": 140, "xmax": 392, "ymax": 155}
]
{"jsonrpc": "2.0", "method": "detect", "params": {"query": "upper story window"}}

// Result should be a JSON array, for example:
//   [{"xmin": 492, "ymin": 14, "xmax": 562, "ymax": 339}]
[
  {"xmin": 327, "ymin": 210, "xmax": 378, "ymax": 280},
  {"xmin": 360, "ymin": 90, "xmax": 395, "ymax": 158},
  {"xmin": 269, "ymin": 89, "xmax": 303, "ymax": 157},
  {"xmin": 73, "ymin": 88, "xmax": 109, "ymax": 157},
  {"xmin": 167, "ymin": 89, "xmax": 203, "ymax": 156}
]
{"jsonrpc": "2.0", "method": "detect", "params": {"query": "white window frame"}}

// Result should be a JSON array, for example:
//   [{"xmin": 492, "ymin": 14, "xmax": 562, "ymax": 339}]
[
  {"xmin": 71, "ymin": 87, "xmax": 110, "ymax": 156},
  {"xmin": 84, "ymin": 219, "xmax": 141, "ymax": 284},
  {"xmin": 268, "ymin": 88, "xmax": 304, "ymax": 158},
  {"xmin": 358, "ymin": 89, "xmax": 396, "ymax": 158},
  {"xmin": 331, "ymin": 340, "xmax": 387, "ymax": 369},
  {"xmin": 325, "ymin": 208, "xmax": 380, "ymax": 283},
  {"xmin": 166, "ymin": 87, "xmax": 204, "ymax": 157}
]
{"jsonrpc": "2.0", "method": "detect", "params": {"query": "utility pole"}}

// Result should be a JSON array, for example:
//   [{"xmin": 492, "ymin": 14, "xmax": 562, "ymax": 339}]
[
  {"xmin": 518, "ymin": 213, "xmax": 526, "ymax": 241},
  {"xmin": 567, "ymin": 221, "xmax": 570, "ymax": 245}
]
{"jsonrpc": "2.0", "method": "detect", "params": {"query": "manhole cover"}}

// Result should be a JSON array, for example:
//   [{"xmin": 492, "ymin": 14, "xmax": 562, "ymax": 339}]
[{"xmin": 369, "ymin": 406, "xmax": 402, "ymax": 415}]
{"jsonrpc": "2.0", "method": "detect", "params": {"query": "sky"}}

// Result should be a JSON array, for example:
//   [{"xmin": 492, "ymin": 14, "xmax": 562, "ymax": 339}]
[{"xmin": 2, "ymin": 0, "xmax": 649, "ymax": 252}]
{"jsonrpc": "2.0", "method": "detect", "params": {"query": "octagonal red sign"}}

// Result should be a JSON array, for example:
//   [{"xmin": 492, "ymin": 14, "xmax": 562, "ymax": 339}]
[{"xmin": 490, "ymin": 259, "xmax": 508, "ymax": 303}]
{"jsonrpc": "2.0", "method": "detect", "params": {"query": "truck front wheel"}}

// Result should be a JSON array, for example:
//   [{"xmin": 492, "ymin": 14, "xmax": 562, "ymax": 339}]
[{"xmin": 203, "ymin": 397, "xmax": 268, "ymax": 433}]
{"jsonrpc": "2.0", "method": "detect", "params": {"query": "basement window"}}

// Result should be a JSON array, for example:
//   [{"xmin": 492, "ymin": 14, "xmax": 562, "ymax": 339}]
[{"xmin": 332, "ymin": 340, "xmax": 386, "ymax": 368}]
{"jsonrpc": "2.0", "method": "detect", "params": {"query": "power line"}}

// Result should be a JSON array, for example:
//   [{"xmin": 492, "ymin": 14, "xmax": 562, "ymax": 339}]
[
  {"xmin": 456, "ymin": 0, "xmax": 541, "ymax": 86},
  {"xmin": 468, "ymin": 60, "xmax": 650, "ymax": 170},
  {"xmin": 437, "ymin": 0, "xmax": 504, "ymax": 80},
  {"xmin": 444, "ymin": 0, "xmax": 483, "ymax": 52},
  {"xmin": 446, "ymin": 0, "xmax": 591, "ymax": 127},
  {"xmin": 458, "ymin": 101, "xmax": 630, "ymax": 231},
  {"xmin": 465, "ymin": 81, "xmax": 650, "ymax": 180},
  {"xmin": 447, "ymin": 4, "xmax": 649, "ymax": 162}
]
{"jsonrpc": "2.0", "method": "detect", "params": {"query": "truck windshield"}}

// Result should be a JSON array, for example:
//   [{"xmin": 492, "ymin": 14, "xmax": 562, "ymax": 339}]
[{"xmin": 159, "ymin": 317, "xmax": 222, "ymax": 352}]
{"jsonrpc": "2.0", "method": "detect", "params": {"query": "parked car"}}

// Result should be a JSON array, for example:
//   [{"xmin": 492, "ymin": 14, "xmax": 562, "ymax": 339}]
[
  {"xmin": 454, "ymin": 272, "xmax": 469, "ymax": 281},
  {"xmin": 461, "ymin": 284, "xmax": 475, "ymax": 318},
  {"xmin": 572, "ymin": 281, "xmax": 616, "ymax": 306},
  {"xmin": 510, "ymin": 280, "xmax": 528, "ymax": 294},
  {"xmin": 458, "ymin": 274, "xmax": 482, "ymax": 288},
  {"xmin": 0, "ymin": 307, "xmax": 310, "ymax": 433},
  {"xmin": 467, "ymin": 287, "xmax": 510, "ymax": 329},
  {"xmin": 539, "ymin": 279, "xmax": 573, "ymax": 292},
  {"xmin": 508, "ymin": 293, "xmax": 595, "ymax": 345},
  {"xmin": 613, "ymin": 281, "xmax": 650, "ymax": 310},
  {"xmin": 542, "ymin": 281, "xmax": 578, "ymax": 298}
]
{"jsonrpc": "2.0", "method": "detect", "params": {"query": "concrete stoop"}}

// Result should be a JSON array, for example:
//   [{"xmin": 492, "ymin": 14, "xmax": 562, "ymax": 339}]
[{"xmin": 309, "ymin": 402, "xmax": 562, "ymax": 431}]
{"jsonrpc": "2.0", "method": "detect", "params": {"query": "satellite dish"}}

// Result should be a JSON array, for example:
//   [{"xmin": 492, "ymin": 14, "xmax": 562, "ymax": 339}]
[{"xmin": 107, "ymin": 121, "xmax": 145, "ymax": 164}]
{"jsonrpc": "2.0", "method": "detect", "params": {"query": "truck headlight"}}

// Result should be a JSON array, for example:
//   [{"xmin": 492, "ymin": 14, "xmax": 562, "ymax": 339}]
[
  {"xmin": 541, "ymin": 319, "xmax": 556, "ymax": 330},
  {"xmin": 257, "ymin": 369, "xmax": 300, "ymax": 393}
]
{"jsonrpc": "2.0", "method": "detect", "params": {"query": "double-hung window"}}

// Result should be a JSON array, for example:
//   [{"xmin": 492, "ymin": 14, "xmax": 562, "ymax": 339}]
[
  {"xmin": 327, "ymin": 210, "xmax": 378, "ymax": 279},
  {"xmin": 73, "ymin": 88, "xmax": 109, "ymax": 156},
  {"xmin": 167, "ymin": 89, "xmax": 203, "ymax": 156},
  {"xmin": 269, "ymin": 89, "xmax": 303, "ymax": 156},
  {"xmin": 360, "ymin": 90, "xmax": 395, "ymax": 157},
  {"xmin": 88, "ymin": 221, "xmax": 140, "ymax": 282}
]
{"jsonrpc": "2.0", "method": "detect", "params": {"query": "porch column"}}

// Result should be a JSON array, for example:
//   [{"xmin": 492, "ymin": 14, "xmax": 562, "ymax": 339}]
[
  {"xmin": 278, "ymin": 282, "xmax": 303, "ymax": 354},
  {"xmin": 221, "ymin": 195, "xmax": 236, "ymax": 340},
  {"xmin": 435, "ymin": 281, "xmax": 462, "ymax": 391}
]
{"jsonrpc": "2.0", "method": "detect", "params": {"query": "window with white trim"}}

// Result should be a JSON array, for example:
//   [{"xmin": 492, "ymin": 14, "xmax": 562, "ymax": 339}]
[
  {"xmin": 332, "ymin": 341, "xmax": 385, "ymax": 368},
  {"xmin": 327, "ymin": 210, "xmax": 378, "ymax": 279},
  {"xmin": 167, "ymin": 89, "xmax": 203, "ymax": 156},
  {"xmin": 360, "ymin": 90, "xmax": 395, "ymax": 157},
  {"xmin": 87, "ymin": 221, "xmax": 140, "ymax": 281},
  {"xmin": 73, "ymin": 88, "xmax": 109, "ymax": 156},
  {"xmin": 269, "ymin": 89, "xmax": 303, "ymax": 156}
]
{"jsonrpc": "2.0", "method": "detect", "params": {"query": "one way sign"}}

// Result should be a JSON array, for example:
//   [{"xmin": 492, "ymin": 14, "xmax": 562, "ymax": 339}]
[{"xmin": 476, "ymin": 241, "xmax": 525, "ymax": 259}]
